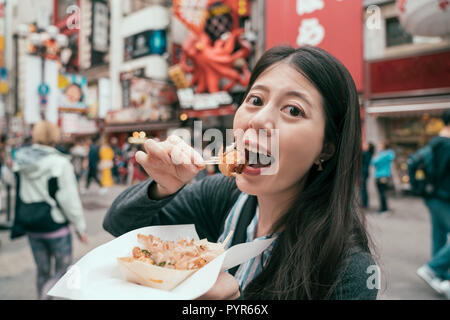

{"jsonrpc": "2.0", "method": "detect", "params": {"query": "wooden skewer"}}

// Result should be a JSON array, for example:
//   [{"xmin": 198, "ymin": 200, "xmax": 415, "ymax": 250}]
[
  {"xmin": 203, "ymin": 156, "xmax": 221, "ymax": 165},
  {"xmin": 221, "ymin": 230, "xmax": 234, "ymax": 248},
  {"xmin": 203, "ymin": 143, "xmax": 236, "ymax": 165}
]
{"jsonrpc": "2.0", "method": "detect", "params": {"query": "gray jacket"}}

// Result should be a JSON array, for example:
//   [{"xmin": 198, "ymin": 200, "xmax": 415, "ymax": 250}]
[
  {"xmin": 14, "ymin": 144, "xmax": 86, "ymax": 235},
  {"xmin": 104, "ymin": 174, "xmax": 378, "ymax": 300}
]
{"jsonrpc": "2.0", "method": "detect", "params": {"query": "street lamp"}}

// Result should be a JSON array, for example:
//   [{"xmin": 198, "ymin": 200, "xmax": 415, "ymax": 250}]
[{"xmin": 17, "ymin": 24, "xmax": 69, "ymax": 121}]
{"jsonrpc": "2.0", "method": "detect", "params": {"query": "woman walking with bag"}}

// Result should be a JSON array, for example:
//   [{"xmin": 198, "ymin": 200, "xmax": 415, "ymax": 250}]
[{"xmin": 11, "ymin": 121, "xmax": 88, "ymax": 299}]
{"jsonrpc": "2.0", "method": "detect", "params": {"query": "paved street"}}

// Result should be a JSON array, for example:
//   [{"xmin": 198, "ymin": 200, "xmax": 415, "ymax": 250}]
[{"xmin": 0, "ymin": 179, "xmax": 446, "ymax": 300}]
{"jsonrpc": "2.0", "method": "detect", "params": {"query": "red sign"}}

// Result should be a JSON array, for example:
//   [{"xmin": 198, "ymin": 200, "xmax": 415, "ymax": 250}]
[
  {"xmin": 183, "ymin": 104, "xmax": 236, "ymax": 118},
  {"xmin": 265, "ymin": 0, "xmax": 364, "ymax": 91},
  {"xmin": 369, "ymin": 50, "xmax": 450, "ymax": 97}
]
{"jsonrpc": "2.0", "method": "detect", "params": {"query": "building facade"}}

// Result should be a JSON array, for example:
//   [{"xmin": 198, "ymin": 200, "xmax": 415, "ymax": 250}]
[{"xmin": 363, "ymin": 0, "xmax": 450, "ymax": 192}]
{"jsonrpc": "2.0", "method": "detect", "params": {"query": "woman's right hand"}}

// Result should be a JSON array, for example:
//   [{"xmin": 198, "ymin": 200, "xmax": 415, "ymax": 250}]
[{"xmin": 135, "ymin": 135, "xmax": 205, "ymax": 199}]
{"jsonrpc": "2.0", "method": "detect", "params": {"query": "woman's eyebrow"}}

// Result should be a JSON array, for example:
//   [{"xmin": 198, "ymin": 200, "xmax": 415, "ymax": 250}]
[
  {"xmin": 251, "ymin": 84, "xmax": 314, "ymax": 109},
  {"xmin": 251, "ymin": 84, "xmax": 270, "ymax": 93},
  {"xmin": 285, "ymin": 90, "xmax": 314, "ymax": 109}
]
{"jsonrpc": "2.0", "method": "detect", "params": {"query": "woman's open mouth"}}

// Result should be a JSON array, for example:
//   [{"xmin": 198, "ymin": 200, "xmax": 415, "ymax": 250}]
[
  {"xmin": 245, "ymin": 149, "xmax": 274, "ymax": 168},
  {"xmin": 242, "ymin": 148, "xmax": 275, "ymax": 175}
]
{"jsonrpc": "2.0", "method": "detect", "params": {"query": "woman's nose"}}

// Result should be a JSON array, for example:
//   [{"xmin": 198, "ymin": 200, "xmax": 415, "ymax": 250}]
[{"xmin": 248, "ymin": 107, "xmax": 275, "ymax": 136}]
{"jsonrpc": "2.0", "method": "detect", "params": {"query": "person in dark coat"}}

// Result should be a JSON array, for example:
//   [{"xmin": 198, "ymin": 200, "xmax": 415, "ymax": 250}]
[{"xmin": 361, "ymin": 142, "xmax": 375, "ymax": 209}]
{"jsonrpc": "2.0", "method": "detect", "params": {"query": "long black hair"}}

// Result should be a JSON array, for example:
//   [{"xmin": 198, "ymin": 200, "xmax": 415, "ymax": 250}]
[{"xmin": 242, "ymin": 46, "xmax": 374, "ymax": 299}]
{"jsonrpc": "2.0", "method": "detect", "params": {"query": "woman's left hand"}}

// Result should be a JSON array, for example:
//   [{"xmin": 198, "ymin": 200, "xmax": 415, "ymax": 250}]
[{"xmin": 197, "ymin": 272, "xmax": 240, "ymax": 300}]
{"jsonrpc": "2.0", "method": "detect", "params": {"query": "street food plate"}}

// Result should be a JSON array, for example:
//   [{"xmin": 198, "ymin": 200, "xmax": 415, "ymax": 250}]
[
  {"xmin": 117, "ymin": 234, "xmax": 226, "ymax": 291},
  {"xmin": 48, "ymin": 224, "xmax": 274, "ymax": 300}
]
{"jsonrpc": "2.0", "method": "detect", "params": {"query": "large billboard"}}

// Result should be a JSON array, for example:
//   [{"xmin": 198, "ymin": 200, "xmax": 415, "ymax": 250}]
[{"xmin": 266, "ymin": 0, "xmax": 364, "ymax": 91}]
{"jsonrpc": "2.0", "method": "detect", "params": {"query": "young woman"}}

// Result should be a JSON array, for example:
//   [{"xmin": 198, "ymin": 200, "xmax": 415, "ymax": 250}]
[
  {"xmin": 12, "ymin": 121, "xmax": 88, "ymax": 299},
  {"xmin": 103, "ymin": 46, "xmax": 378, "ymax": 300}
]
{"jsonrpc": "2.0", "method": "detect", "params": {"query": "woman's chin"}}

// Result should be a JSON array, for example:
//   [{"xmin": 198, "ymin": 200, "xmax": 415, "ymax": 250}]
[{"xmin": 235, "ymin": 173, "xmax": 266, "ymax": 196}]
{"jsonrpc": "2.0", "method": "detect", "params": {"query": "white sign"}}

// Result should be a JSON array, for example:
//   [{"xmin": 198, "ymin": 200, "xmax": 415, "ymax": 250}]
[
  {"xmin": 60, "ymin": 113, "xmax": 98, "ymax": 135},
  {"xmin": 92, "ymin": 1, "xmax": 109, "ymax": 53},
  {"xmin": 297, "ymin": 18, "xmax": 325, "ymax": 46},
  {"xmin": 98, "ymin": 78, "xmax": 111, "ymax": 119},
  {"xmin": 24, "ymin": 55, "xmax": 42, "ymax": 124},
  {"xmin": 296, "ymin": 0, "xmax": 324, "ymax": 16},
  {"xmin": 177, "ymin": 89, "xmax": 233, "ymax": 110}
]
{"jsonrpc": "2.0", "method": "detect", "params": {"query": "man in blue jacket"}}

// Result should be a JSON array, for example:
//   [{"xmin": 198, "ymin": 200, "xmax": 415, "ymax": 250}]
[
  {"xmin": 415, "ymin": 110, "xmax": 450, "ymax": 299},
  {"xmin": 371, "ymin": 142, "xmax": 395, "ymax": 214}
]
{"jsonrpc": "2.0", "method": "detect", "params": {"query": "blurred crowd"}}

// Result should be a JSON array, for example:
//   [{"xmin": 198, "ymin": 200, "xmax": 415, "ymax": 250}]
[
  {"xmin": 360, "ymin": 110, "xmax": 450, "ymax": 299},
  {"xmin": 0, "ymin": 110, "xmax": 448, "ymax": 300}
]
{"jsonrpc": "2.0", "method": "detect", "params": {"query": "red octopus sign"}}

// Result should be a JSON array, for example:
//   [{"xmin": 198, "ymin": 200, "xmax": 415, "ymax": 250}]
[{"xmin": 172, "ymin": 0, "xmax": 252, "ymax": 94}]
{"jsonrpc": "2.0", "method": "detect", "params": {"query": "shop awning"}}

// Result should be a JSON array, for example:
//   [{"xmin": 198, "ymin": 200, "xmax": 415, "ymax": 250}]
[
  {"xmin": 366, "ymin": 95, "xmax": 450, "ymax": 117},
  {"xmin": 103, "ymin": 120, "xmax": 181, "ymax": 133}
]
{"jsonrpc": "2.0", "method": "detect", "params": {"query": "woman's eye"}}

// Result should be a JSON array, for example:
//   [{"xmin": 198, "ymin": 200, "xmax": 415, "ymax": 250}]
[
  {"xmin": 247, "ymin": 96, "xmax": 263, "ymax": 106},
  {"xmin": 282, "ymin": 105, "xmax": 305, "ymax": 118}
]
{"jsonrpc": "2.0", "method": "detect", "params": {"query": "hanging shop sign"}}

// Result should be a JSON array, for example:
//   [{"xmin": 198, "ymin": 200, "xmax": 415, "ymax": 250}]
[
  {"xmin": 105, "ymin": 108, "xmax": 138, "ymax": 125},
  {"xmin": 24, "ymin": 55, "xmax": 59, "ymax": 124},
  {"xmin": 0, "ymin": 34, "xmax": 7, "ymax": 95},
  {"xmin": 368, "ymin": 50, "xmax": 450, "ymax": 98},
  {"xmin": 265, "ymin": 0, "xmax": 364, "ymax": 92},
  {"xmin": 120, "ymin": 77, "xmax": 177, "ymax": 119},
  {"xmin": 92, "ymin": 0, "xmax": 109, "ymax": 53},
  {"xmin": 86, "ymin": 84, "xmax": 98, "ymax": 119},
  {"xmin": 58, "ymin": 73, "xmax": 88, "ymax": 113},
  {"xmin": 177, "ymin": 88, "xmax": 233, "ymax": 110},
  {"xmin": 54, "ymin": 0, "xmax": 80, "ymax": 72},
  {"xmin": 59, "ymin": 113, "xmax": 98, "ymax": 135},
  {"xmin": 124, "ymin": 29, "xmax": 167, "ymax": 61},
  {"xmin": 0, "ymin": 67, "xmax": 8, "ymax": 95}
]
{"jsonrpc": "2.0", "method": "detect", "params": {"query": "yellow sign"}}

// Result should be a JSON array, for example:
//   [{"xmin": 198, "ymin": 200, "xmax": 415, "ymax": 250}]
[
  {"xmin": 0, "ymin": 81, "xmax": 8, "ymax": 95},
  {"xmin": 168, "ymin": 65, "xmax": 190, "ymax": 89}
]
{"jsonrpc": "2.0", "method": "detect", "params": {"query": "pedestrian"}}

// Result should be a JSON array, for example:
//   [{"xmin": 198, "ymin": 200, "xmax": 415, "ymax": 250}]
[
  {"xmin": 70, "ymin": 138, "xmax": 89, "ymax": 184},
  {"xmin": 103, "ymin": 46, "xmax": 378, "ymax": 300},
  {"xmin": 414, "ymin": 110, "xmax": 450, "ymax": 299},
  {"xmin": 110, "ymin": 137, "xmax": 121, "ymax": 184},
  {"xmin": 99, "ymin": 136, "xmax": 115, "ymax": 191},
  {"xmin": 0, "ymin": 136, "xmax": 5, "ymax": 213},
  {"xmin": 84, "ymin": 135, "xmax": 104, "ymax": 194},
  {"xmin": 10, "ymin": 121, "xmax": 88, "ymax": 300},
  {"xmin": 371, "ymin": 141, "xmax": 395, "ymax": 214},
  {"xmin": 361, "ymin": 142, "xmax": 375, "ymax": 209}
]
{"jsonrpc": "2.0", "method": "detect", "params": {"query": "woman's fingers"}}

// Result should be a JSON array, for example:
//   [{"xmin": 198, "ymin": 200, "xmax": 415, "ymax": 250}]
[
  {"xmin": 167, "ymin": 135, "xmax": 205, "ymax": 169},
  {"xmin": 142, "ymin": 139, "xmax": 172, "ymax": 165},
  {"xmin": 197, "ymin": 272, "xmax": 240, "ymax": 300},
  {"xmin": 135, "ymin": 136, "xmax": 205, "ymax": 189}
]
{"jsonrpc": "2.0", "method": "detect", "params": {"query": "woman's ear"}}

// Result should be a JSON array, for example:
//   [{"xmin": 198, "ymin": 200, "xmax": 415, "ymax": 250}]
[
  {"xmin": 320, "ymin": 142, "xmax": 335, "ymax": 161},
  {"xmin": 314, "ymin": 142, "xmax": 335, "ymax": 168}
]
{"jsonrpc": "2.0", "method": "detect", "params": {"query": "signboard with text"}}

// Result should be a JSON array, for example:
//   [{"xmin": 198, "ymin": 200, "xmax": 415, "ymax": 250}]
[
  {"xmin": 124, "ymin": 30, "xmax": 167, "ymax": 61},
  {"xmin": 265, "ymin": 0, "xmax": 363, "ymax": 91}
]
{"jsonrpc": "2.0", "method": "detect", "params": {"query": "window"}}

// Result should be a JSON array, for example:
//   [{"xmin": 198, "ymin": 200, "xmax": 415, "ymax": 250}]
[{"xmin": 385, "ymin": 17, "xmax": 412, "ymax": 47}]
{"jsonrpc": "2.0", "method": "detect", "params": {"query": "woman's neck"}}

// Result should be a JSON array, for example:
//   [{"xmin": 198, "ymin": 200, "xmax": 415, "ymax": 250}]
[{"xmin": 255, "ymin": 180, "xmax": 305, "ymax": 238}]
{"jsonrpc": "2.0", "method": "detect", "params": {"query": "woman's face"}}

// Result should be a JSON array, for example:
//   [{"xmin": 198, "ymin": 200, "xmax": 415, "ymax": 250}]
[{"xmin": 233, "ymin": 62, "xmax": 327, "ymax": 197}]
